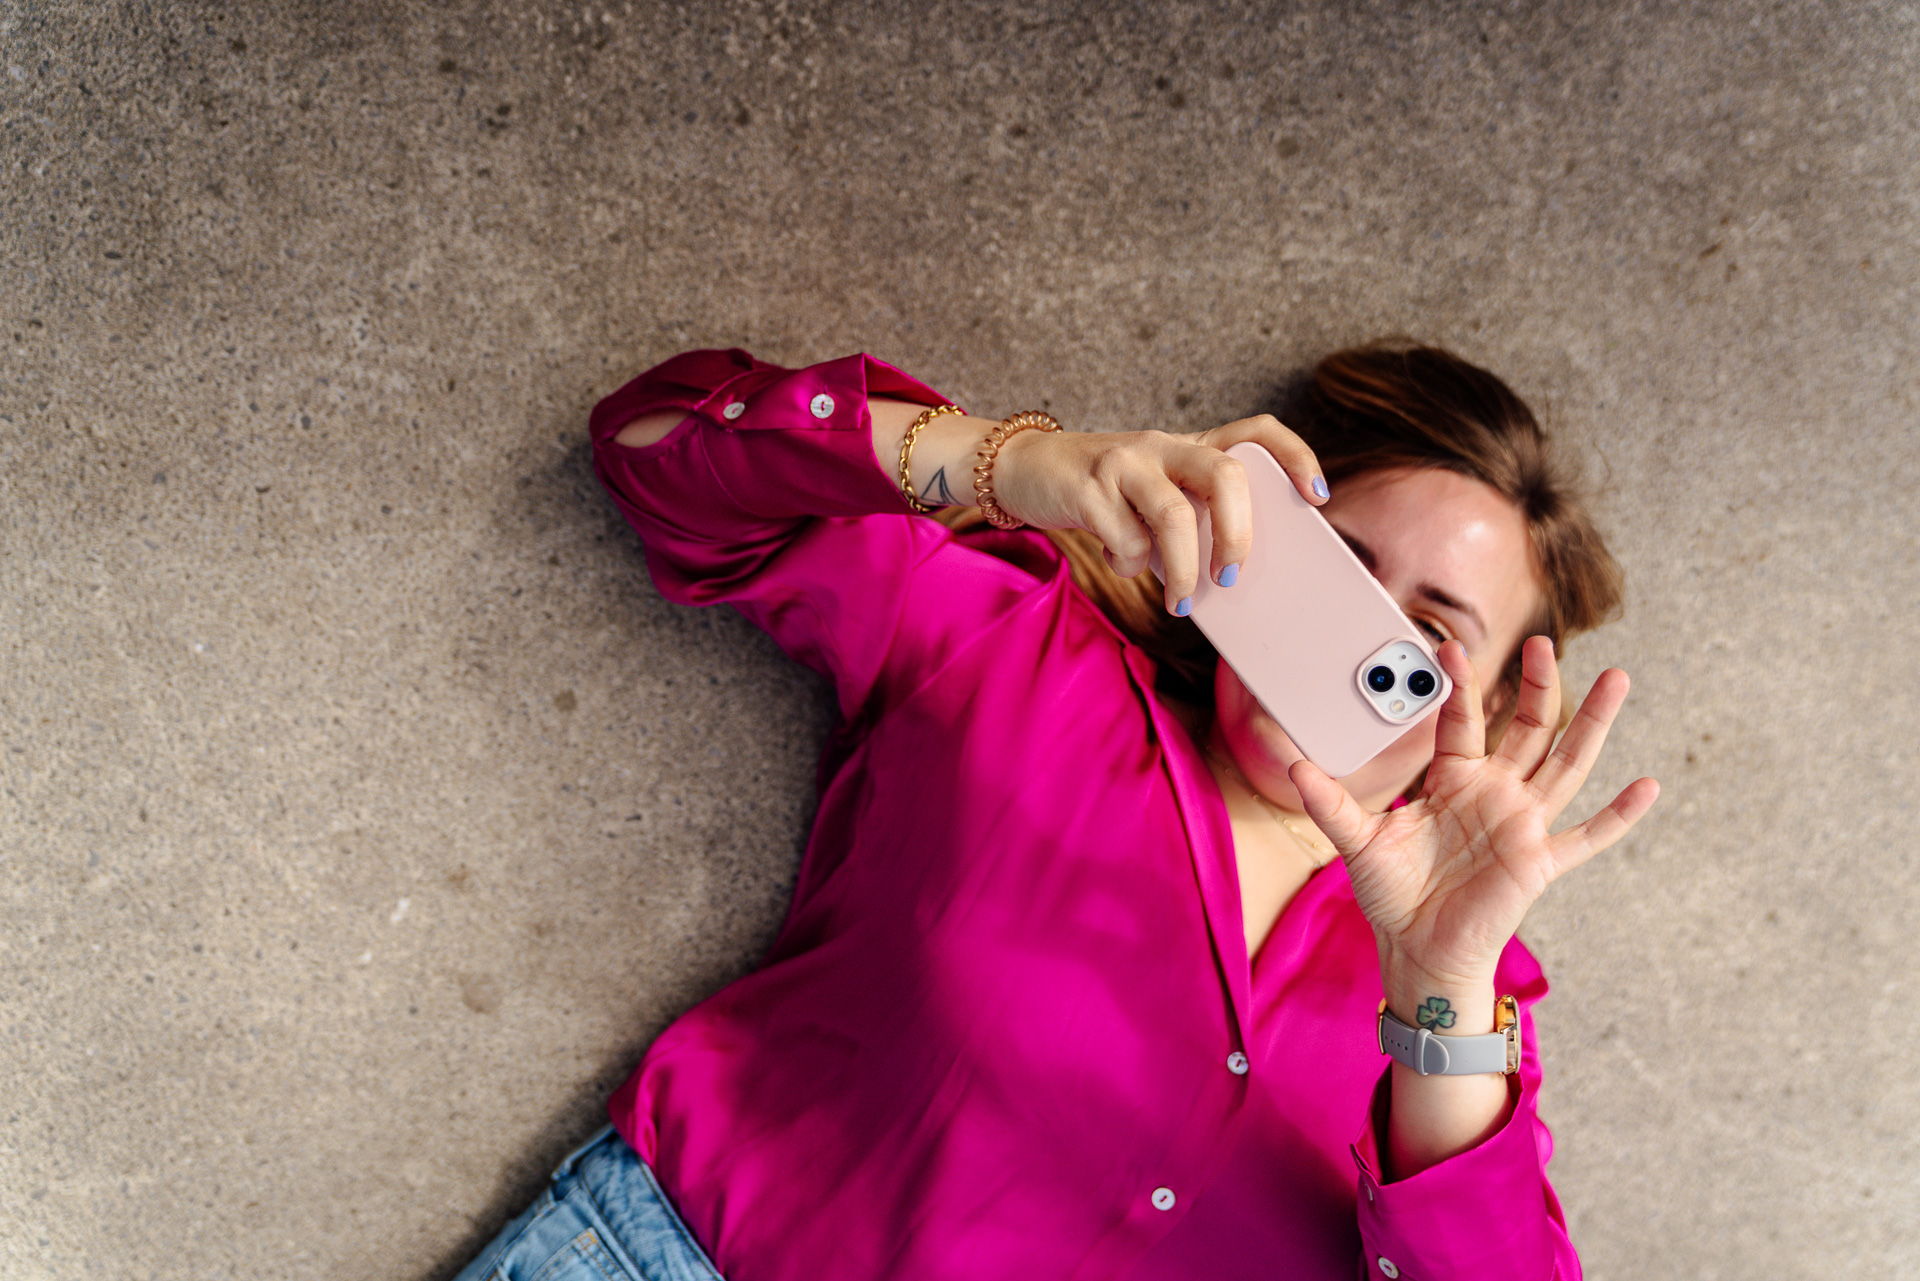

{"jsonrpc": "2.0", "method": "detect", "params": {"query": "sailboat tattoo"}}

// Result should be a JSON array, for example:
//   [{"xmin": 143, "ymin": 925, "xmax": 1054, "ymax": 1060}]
[{"xmin": 920, "ymin": 465, "xmax": 961, "ymax": 508}]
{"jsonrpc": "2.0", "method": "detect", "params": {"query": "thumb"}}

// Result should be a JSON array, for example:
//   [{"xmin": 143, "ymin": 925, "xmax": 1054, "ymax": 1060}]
[{"xmin": 1288, "ymin": 759, "xmax": 1376, "ymax": 858}]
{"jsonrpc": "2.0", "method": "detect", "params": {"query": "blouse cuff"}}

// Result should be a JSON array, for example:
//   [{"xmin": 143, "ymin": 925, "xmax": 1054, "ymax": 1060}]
[
  {"xmin": 1349, "ymin": 1067, "xmax": 1558, "ymax": 1281},
  {"xmin": 589, "ymin": 347, "xmax": 955, "ymax": 523}
]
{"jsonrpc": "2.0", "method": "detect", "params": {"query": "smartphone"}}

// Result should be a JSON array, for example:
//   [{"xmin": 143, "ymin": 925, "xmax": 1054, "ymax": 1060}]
[{"xmin": 1149, "ymin": 441, "xmax": 1452, "ymax": 778}]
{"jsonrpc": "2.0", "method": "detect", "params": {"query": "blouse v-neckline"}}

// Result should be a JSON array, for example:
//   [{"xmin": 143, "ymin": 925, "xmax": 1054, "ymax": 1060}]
[{"xmin": 1127, "ymin": 653, "xmax": 1348, "ymax": 1039}]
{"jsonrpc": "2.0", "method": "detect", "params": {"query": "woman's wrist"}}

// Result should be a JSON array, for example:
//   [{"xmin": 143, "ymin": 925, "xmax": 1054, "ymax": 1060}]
[
  {"xmin": 1380, "ymin": 952, "xmax": 1499, "ymax": 1037},
  {"xmin": 885, "ymin": 403, "xmax": 1060, "ymax": 525},
  {"xmin": 871, "ymin": 399, "xmax": 997, "ymax": 510},
  {"xmin": 914, "ymin": 412, "xmax": 999, "ymax": 508}
]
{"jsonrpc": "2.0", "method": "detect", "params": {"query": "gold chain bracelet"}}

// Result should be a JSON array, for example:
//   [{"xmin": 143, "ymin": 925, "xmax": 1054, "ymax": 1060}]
[
  {"xmin": 973, "ymin": 410, "xmax": 1063, "ymax": 530},
  {"xmin": 897, "ymin": 404, "xmax": 966, "ymax": 514}
]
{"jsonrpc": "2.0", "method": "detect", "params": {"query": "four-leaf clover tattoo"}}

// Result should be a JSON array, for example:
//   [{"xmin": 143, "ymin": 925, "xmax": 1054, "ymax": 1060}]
[{"xmin": 1414, "ymin": 996, "xmax": 1457, "ymax": 1030}]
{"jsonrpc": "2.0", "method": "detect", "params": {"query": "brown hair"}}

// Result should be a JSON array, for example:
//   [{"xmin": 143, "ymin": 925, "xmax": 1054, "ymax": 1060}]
[{"xmin": 938, "ymin": 341, "xmax": 1623, "ymax": 743}]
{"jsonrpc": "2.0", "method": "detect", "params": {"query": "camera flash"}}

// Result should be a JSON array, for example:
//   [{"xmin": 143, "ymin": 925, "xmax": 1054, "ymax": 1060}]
[{"xmin": 1389, "ymin": 699, "xmax": 1406, "ymax": 714}]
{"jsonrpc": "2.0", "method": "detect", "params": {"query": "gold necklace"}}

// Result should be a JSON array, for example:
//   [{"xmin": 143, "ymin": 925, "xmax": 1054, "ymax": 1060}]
[{"xmin": 1203, "ymin": 744, "xmax": 1340, "ymax": 870}]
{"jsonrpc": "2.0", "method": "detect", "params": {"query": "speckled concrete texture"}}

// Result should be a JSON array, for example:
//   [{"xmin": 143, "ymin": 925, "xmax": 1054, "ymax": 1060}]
[{"xmin": 2, "ymin": 1, "xmax": 1915, "ymax": 1277}]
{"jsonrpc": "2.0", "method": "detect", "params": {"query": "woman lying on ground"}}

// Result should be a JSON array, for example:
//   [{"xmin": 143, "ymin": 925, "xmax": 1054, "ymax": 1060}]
[{"xmin": 452, "ymin": 340, "xmax": 1658, "ymax": 1281}]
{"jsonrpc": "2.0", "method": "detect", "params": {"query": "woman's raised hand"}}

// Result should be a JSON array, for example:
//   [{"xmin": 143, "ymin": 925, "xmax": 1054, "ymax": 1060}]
[
  {"xmin": 990, "ymin": 416, "xmax": 1329, "ymax": 614},
  {"xmin": 1289, "ymin": 636, "xmax": 1661, "ymax": 1025}
]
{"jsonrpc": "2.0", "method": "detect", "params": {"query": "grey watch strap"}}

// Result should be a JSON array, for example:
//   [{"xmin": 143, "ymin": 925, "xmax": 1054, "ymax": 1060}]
[{"xmin": 1376, "ymin": 996, "xmax": 1521, "ymax": 1076}]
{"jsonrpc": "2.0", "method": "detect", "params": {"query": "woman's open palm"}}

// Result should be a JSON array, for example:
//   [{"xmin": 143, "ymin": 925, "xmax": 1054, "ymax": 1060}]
[{"xmin": 1291, "ymin": 636, "xmax": 1661, "ymax": 991}]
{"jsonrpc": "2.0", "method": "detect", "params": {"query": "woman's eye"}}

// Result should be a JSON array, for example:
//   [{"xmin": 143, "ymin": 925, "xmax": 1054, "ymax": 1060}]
[{"xmin": 1416, "ymin": 618, "xmax": 1448, "ymax": 644}]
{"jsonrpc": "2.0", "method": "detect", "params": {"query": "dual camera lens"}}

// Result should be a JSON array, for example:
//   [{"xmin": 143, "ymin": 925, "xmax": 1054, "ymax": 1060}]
[{"xmin": 1366, "ymin": 665, "xmax": 1437, "ymax": 698}]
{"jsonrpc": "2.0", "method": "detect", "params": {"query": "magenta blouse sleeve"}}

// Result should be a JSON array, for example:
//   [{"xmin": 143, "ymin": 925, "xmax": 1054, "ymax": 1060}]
[
  {"xmin": 588, "ymin": 348, "xmax": 1042, "ymax": 722},
  {"xmin": 1346, "ymin": 941, "xmax": 1582, "ymax": 1281}
]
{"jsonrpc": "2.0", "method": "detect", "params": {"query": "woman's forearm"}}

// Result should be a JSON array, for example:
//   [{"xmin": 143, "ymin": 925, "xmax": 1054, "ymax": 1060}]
[{"xmin": 1379, "ymin": 972, "xmax": 1513, "ymax": 1179}]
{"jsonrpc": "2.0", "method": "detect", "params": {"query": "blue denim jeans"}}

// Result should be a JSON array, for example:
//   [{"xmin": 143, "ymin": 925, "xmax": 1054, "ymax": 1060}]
[{"xmin": 450, "ymin": 1125, "xmax": 725, "ymax": 1281}]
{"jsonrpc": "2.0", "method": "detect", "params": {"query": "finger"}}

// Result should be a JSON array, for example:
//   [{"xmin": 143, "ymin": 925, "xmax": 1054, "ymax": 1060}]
[
  {"xmin": 1117, "ymin": 467, "xmax": 1202, "ymax": 613},
  {"xmin": 1430, "ymin": 640, "xmax": 1487, "ymax": 762},
  {"xmin": 1198, "ymin": 414, "xmax": 1329, "ymax": 505},
  {"xmin": 1163, "ymin": 442, "xmax": 1250, "ymax": 585},
  {"xmin": 1530, "ymin": 668, "xmax": 1632, "ymax": 811},
  {"xmin": 1085, "ymin": 486, "xmax": 1158, "ymax": 581},
  {"xmin": 1490, "ymin": 636, "xmax": 1562, "ymax": 776},
  {"xmin": 1547, "ymin": 776, "xmax": 1661, "ymax": 879},
  {"xmin": 1287, "ymin": 759, "xmax": 1378, "ymax": 858}
]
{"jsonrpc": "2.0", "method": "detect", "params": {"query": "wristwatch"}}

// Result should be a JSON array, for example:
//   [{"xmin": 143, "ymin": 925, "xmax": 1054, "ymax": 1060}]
[{"xmin": 1376, "ymin": 995, "xmax": 1521, "ymax": 1076}]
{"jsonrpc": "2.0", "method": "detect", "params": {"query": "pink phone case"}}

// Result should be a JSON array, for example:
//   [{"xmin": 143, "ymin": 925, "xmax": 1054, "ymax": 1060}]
[{"xmin": 1152, "ymin": 441, "xmax": 1453, "ymax": 778}]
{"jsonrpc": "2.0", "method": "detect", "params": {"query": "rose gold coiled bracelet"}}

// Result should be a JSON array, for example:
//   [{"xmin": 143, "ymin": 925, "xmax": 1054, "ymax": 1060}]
[{"xmin": 972, "ymin": 410, "xmax": 1063, "ymax": 530}]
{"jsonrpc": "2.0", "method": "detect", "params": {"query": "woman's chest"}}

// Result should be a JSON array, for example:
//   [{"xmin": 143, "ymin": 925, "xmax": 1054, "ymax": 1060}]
[{"xmin": 1236, "ymin": 836, "xmax": 1320, "ymax": 962}]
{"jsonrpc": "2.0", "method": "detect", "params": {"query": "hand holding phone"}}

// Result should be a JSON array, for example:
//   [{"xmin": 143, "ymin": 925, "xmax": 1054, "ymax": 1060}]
[{"xmin": 1151, "ymin": 442, "xmax": 1452, "ymax": 777}]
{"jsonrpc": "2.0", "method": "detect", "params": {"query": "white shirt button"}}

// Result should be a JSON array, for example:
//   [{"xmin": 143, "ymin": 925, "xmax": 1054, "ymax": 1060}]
[
  {"xmin": 1377, "ymin": 1258, "xmax": 1399, "ymax": 1278},
  {"xmin": 722, "ymin": 401, "xmax": 746, "ymax": 420},
  {"xmin": 1150, "ymin": 1187, "xmax": 1176, "ymax": 1211},
  {"xmin": 809, "ymin": 392, "xmax": 836, "ymax": 419},
  {"xmin": 1226, "ymin": 1051, "xmax": 1249, "ymax": 1075}
]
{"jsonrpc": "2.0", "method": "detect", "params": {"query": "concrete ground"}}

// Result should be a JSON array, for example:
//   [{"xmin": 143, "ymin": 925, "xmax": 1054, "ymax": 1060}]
[{"xmin": 3, "ymin": 1, "xmax": 1916, "ymax": 1277}]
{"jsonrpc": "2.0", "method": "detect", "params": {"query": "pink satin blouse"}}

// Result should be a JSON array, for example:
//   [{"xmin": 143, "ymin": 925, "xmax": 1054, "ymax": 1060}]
[{"xmin": 590, "ymin": 348, "xmax": 1581, "ymax": 1281}]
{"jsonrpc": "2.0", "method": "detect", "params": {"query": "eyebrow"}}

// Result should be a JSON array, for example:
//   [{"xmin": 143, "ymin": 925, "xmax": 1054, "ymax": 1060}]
[{"xmin": 1338, "ymin": 532, "xmax": 1489, "ymax": 641}]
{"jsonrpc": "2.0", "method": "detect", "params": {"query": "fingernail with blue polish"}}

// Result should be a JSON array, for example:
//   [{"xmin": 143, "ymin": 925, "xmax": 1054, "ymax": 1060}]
[
  {"xmin": 1174, "ymin": 596, "xmax": 1193, "ymax": 617},
  {"xmin": 1217, "ymin": 563, "xmax": 1240, "ymax": 588},
  {"xmin": 1312, "ymin": 476, "xmax": 1330, "ymax": 501}
]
